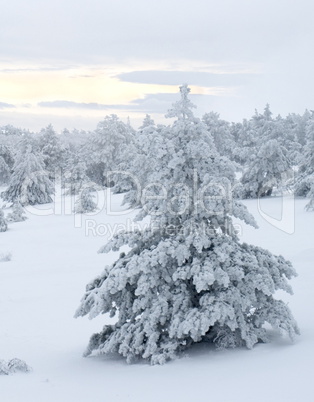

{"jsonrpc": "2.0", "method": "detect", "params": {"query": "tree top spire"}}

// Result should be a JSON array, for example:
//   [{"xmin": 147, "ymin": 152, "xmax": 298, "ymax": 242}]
[{"xmin": 166, "ymin": 84, "xmax": 196, "ymax": 121}]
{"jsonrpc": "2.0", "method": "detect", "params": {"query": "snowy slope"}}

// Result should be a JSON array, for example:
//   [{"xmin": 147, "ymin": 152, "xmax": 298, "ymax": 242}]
[{"xmin": 0, "ymin": 192, "xmax": 313, "ymax": 402}]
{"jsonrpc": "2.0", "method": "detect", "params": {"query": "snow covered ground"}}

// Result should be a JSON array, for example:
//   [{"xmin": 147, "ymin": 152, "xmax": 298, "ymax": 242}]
[{"xmin": 0, "ymin": 191, "xmax": 313, "ymax": 402}]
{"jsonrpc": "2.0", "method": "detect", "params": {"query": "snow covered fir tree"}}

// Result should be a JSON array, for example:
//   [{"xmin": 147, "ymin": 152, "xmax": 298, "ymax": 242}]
[
  {"xmin": 305, "ymin": 179, "xmax": 314, "ymax": 211},
  {"xmin": 295, "ymin": 113, "xmax": 314, "ymax": 197},
  {"xmin": 0, "ymin": 156, "xmax": 11, "ymax": 186},
  {"xmin": 1, "ymin": 137, "xmax": 54, "ymax": 206},
  {"xmin": 63, "ymin": 157, "xmax": 90, "ymax": 196},
  {"xmin": 118, "ymin": 114, "xmax": 165, "ymax": 209},
  {"xmin": 84, "ymin": 114, "xmax": 135, "ymax": 187},
  {"xmin": 75, "ymin": 85, "xmax": 299, "ymax": 365},
  {"xmin": 0, "ymin": 144, "xmax": 14, "ymax": 186},
  {"xmin": 241, "ymin": 139, "xmax": 291, "ymax": 198},
  {"xmin": 6, "ymin": 199, "xmax": 27, "ymax": 223},
  {"xmin": 0, "ymin": 209, "xmax": 8, "ymax": 232},
  {"xmin": 38, "ymin": 124, "xmax": 64, "ymax": 181},
  {"xmin": 74, "ymin": 187, "xmax": 97, "ymax": 214}
]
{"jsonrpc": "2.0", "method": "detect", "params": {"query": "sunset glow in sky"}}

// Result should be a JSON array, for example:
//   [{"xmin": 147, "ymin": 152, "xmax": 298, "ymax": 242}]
[{"xmin": 1, "ymin": 0, "xmax": 314, "ymax": 131}]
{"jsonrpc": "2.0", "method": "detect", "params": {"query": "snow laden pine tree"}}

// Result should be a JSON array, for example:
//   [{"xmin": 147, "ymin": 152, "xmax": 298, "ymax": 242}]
[
  {"xmin": 75, "ymin": 85, "xmax": 299, "ymax": 365},
  {"xmin": 38, "ymin": 124, "xmax": 64, "ymax": 180},
  {"xmin": 241, "ymin": 139, "xmax": 291, "ymax": 198},
  {"xmin": 202, "ymin": 111, "xmax": 235, "ymax": 159},
  {"xmin": 233, "ymin": 119, "xmax": 258, "ymax": 166},
  {"xmin": 0, "ymin": 209, "xmax": 8, "ymax": 232},
  {"xmin": 74, "ymin": 187, "xmax": 97, "ymax": 214},
  {"xmin": 0, "ymin": 156, "xmax": 11, "ymax": 186},
  {"xmin": 0, "ymin": 144, "xmax": 14, "ymax": 185},
  {"xmin": 0, "ymin": 144, "xmax": 14, "ymax": 171},
  {"xmin": 63, "ymin": 156, "xmax": 90, "ymax": 196},
  {"xmin": 6, "ymin": 199, "xmax": 27, "ymax": 223},
  {"xmin": 305, "ymin": 187, "xmax": 314, "ymax": 211},
  {"xmin": 295, "ymin": 113, "xmax": 314, "ymax": 197},
  {"xmin": 304, "ymin": 170, "xmax": 314, "ymax": 212},
  {"xmin": 85, "ymin": 114, "xmax": 135, "ymax": 187},
  {"xmin": 121, "ymin": 114, "xmax": 165, "ymax": 209},
  {"xmin": 1, "ymin": 138, "xmax": 54, "ymax": 206}
]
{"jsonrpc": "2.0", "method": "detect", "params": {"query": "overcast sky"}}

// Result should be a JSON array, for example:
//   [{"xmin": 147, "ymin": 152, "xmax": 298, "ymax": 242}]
[{"xmin": 1, "ymin": 0, "xmax": 314, "ymax": 132}]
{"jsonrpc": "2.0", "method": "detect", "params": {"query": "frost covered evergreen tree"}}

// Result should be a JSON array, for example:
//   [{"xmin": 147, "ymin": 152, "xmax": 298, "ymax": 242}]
[
  {"xmin": 202, "ymin": 112, "xmax": 235, "ymax": 159},
  {"xmin": 74, "ymin": 187, "xmax": 97, "ymax": 214},
  {"xmin": 1, "ymin": 138, "xmax": 54, "ymax": 206},
  {"xmin": 6, "ymin": 199, "xmax": 27, "ymax": 222},
  {"xmin": 139, "ymin": 114, "xmax": 156, "ymax": 132},
  {"xmin": 112, "ymin": 131, "xmax": 139, "ymax": 194},
  {"xmin": 38, "ymin": 124, "xmax": 64, "ymax": 180},
  {"xmin": 75, "ymin": 85, "xmax": 299, "ymax": 365},
  {"xmin": 280, "ymin": 114, "xmax": 303, "ymax": 166},
  {"xmin": 295, "ymin": 113, "xmax": 314, "ymax": 197},
  {"xmin": 0, "ymin": 144, "xmax": 14, "ymax": 169},
  {"xmin": 0, "ymin": 156, "xmax": 11, "ymax": 185},
  {"xmin": 85, "ymin": 115, "xmax": 134, "ymax": 187},
  {"xmin": 305, "ymin": 185, "xmax": 314, "ymax": 211},
  {"xmin": 236, "ymin": 105, "xmax": 284, "ymax": 166},
  {"xmin": 0, "ymin": 209, "xmax": 8, "ymax": 232},
  {"xmin": 0, "ymin": 144, "xmax": 14, "ymax": 185},
  {"xmin": 232, "ymin": 119, "xmax": 258, "ymax": 166},
  {"xmin": 118, "ymin": 115, "xmax": 165, "ymax": 208},
  {"xmin": 251, "ymin": 104, "xmax": 273, "ymax": 139},
  {"xmin": 241, "ymin": 139, "xmax": 291, "ymax": 198},
  {"xmin": 63, "ymin": 155, "xmax": 90, "ymax": 196},
  {"xmin": 60, "ymin": 127, "xmax": 90, "ymax": 149}
]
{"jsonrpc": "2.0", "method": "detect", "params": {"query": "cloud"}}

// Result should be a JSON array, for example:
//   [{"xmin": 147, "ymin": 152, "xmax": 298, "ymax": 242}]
[
  {"xmin": 38, "ymin": 100, "xmax": 109, "ymax": 110},
  {"xmin": 0, "ymin": 65, "xmax": 75, "ymax": 73},
  {"xmin": 116, "ymin": 71, "xmax": 256, "ymax": 87},
  {"xmin": 0, "ymin": 102, "xmax": 15, "ymax": 109},
  {"xmin": 2, "ymin": 0, "xmax": 314, "ymax": 130},
  {"xmin": 125, "ymin": 93, "xmax": 209, "ymax": 114},
  {"xmin": 38, "ymin": 93, "xmax": 209, "ymax": 115},
  {"xmin": 2, "ymin": 0, "xmax": 313, "ymax": 67}
]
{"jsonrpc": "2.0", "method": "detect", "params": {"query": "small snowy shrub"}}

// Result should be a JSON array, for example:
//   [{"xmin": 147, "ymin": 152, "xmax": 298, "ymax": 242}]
[
  {"xmin": 6, "ymin": 199, "xmax": 27, "ymax": 223},
  {"xmin": 0, "ymin": 252, "xmax": 12, "ymax": 262},
  {"xmin": 0, "ymin": 360, "xmax": 10, "ymax": 375},
  {"xmin": 74, "ymin": 187, "xmax": 97, "ymax": 214},
  {"xmin": 0, "ymin": 358, "xmax": 31, "ymax": 375}
]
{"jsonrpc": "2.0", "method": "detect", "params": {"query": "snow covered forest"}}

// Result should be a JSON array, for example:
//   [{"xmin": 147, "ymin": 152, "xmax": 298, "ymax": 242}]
[
  {"xmin": 1, "ymin": 88, "xmax": 314, "ymax": 208},
  {"xmin": 1, "ymin": 85, "xmax": 314, "ymax": 400}
]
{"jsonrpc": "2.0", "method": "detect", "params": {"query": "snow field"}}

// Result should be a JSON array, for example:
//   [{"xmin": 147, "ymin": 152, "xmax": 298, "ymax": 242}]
[{"xmin": 0, "ymin": 193, "xmax": 313, "ymax": 402}]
